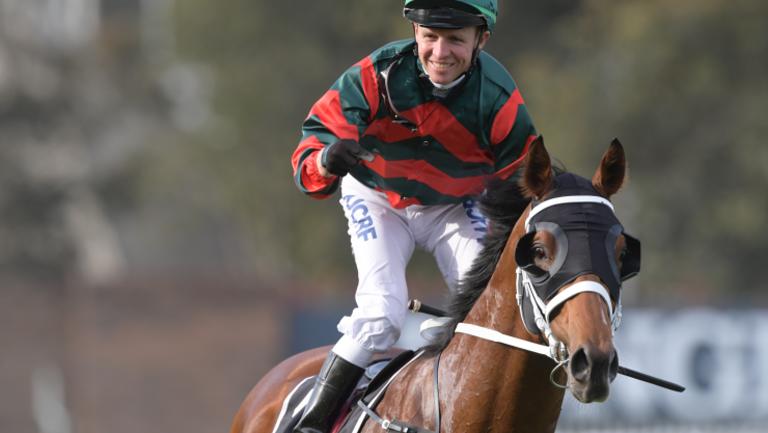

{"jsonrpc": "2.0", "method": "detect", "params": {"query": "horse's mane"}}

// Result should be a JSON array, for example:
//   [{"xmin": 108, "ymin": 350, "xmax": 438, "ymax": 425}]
[
  {"xmin": 428, "ymin": 166, "xmax": 564, "ymax": 351},
  {"xmin": 425, "ymin": 177, "xmax": 529, "ymax": 350}
]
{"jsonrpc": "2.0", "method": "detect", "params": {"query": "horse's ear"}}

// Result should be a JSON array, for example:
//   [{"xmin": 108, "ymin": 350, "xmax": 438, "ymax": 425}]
[
  {"xmin": 521, "ymin": 135, "xmax": 553, "ymax": 199},
  {"xmin": 592, "ymin": 138, "xmax": 626, "ymax": 198}
]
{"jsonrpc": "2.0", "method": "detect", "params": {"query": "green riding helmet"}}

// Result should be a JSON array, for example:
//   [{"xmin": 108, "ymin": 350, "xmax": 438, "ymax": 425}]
[{"xmin": 403, "ymin": 0, "xmax": 498, "ymax": 32}]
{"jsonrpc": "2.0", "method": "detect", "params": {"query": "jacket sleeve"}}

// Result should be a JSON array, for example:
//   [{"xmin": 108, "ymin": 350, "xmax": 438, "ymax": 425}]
[
  {"xmin": 291, "ymin": 56, "xmax": 380, "ymax": 199},
  {"xmin": 488, "ymin": 87, "xmax": 538, "ymax": 180}
]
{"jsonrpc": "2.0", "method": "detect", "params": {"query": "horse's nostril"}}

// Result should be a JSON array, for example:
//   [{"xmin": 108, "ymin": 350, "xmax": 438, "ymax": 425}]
[
  {"xmin": 569, "ymin": 347, "xmax": 591, "ymax": 382},
  {"xmin": 609, "ymin": 350, "xmax": 619, "ymax": 382}
]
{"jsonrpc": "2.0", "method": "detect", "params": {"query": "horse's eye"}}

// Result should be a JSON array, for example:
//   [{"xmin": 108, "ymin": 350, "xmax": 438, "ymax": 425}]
[
  {"xmin": 619, "ymin": 247, "xmax": 628, "ymax": 262},
  {"xmin": 533, "ymin": 246, "xmax": 548, "ymax": 261}
]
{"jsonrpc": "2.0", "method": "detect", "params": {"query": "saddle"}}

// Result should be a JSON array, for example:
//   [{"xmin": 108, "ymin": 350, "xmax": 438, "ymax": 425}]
[{"xmin": 270, "ymin": 350, "xmax": 418, "ymax": 433}]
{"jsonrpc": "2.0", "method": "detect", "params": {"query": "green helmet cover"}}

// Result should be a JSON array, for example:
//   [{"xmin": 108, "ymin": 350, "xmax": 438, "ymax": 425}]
[{"xmin": 404, "ymin": 0, "xmax": 497, "ymax": 31}]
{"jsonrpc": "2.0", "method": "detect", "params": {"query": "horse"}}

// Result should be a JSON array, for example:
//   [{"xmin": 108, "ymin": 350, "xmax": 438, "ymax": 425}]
[{"xmin": 231, "ymin": 136, "xmax": 637, "ymax": 433}]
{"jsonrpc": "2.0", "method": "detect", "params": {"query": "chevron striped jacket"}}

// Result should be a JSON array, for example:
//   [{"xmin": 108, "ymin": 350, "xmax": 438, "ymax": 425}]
[{"xmin": 292, "ymin": 39, "xmax": 537, "ymax": 208}]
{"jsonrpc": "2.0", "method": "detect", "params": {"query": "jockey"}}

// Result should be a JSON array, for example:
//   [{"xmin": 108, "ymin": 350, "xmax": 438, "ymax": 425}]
[{"xmin": 291, "ymin": 1, "xmax": 536, "ymax": 431}]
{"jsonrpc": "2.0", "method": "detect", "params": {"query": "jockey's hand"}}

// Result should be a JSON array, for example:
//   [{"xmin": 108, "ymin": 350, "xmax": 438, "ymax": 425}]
[{"xmin": 320, "ymin": 139, "xmax": 372, "ymax": 177}]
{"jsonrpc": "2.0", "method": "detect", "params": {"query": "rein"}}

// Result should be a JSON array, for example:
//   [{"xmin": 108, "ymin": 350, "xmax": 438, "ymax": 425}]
[
  {"xmin": 410, "ymin": 300, "xmax": 685, "ymax": 392},
  {"xmin": 453, "ymin": 321, "xmax": 685, "ymax": 392},
  {"xmin": 454, "ymin": 322, "xmax": 570, "ymax": 388}
]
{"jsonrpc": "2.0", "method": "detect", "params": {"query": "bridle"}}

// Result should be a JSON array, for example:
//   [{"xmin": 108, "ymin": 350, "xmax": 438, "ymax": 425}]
[
  {"xmin": 454, "ymin": 176, "xmax": 644, "ymax": 386},
  {"xmin": 515, "ymin": 195, "xmax": 627, "ymax": 363},
  {"xmin": 387, "ymin": 181, "xmax": 683, "ymax": 433},
  {"xmin": 426, "ymin": 186, "xmax": 682, "ymax": 390}
]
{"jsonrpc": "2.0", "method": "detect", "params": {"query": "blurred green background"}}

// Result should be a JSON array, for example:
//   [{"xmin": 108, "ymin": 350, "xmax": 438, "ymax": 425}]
[{"xmin": 1, "ymin": 1, "xmax": 767, "ymax": 433}]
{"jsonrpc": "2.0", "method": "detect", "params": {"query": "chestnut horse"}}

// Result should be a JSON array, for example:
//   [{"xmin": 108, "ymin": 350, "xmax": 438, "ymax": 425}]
[{"xmin": 232, "ymin": 137, "xmax": 635, "ymax": 433}]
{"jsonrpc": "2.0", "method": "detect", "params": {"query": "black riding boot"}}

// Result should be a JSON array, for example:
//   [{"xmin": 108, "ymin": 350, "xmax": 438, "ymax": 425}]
[{"xmin": 293, "ymin": 352, "xmax": 365, "ymax": 433}]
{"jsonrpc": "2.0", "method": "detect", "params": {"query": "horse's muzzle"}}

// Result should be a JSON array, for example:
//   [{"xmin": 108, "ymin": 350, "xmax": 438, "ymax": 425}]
[{"xmin": 568, "ymin": 344, "xmax": 619, "ymax": 403}]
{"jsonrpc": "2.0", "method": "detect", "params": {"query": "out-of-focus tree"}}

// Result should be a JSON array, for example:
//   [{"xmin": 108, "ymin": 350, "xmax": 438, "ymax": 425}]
[
  {"xmin": 143, "ymin": 0, "xmax": 410, "ymax": 289},
  {"xmin": 155, "ymin": 1, "xmax": 583, "ymax": 291},
  {"xmin": 512, "ymin": 0, "xmax": 768, "ymax": 302},
  {"xmin": 139, "ymin": 0, "xmax": 766, "ymax": 302},
  {"xmin": 0, "ymin": 0, "xmax": 172, "ymax": 285}
]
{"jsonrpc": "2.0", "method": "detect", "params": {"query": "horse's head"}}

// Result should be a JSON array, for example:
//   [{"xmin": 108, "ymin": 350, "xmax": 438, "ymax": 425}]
[{"xmin": 514, "ymin": 136, "xmax": 640, "ymax": 403}]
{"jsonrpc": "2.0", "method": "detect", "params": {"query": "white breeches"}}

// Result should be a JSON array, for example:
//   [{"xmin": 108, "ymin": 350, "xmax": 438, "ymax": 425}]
[{"xmin": 332, "ymin": 176, "xmax": 487, "ymax": 367}]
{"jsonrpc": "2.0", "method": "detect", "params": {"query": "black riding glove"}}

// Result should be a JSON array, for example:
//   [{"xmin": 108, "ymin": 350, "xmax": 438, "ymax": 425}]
[{"xmin": 321, "ymin": 140, "xmax": 368, "ymax": 177}]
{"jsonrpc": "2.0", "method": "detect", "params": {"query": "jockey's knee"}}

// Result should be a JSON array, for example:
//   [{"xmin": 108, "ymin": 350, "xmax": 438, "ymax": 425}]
[
  {"xmin": 358, "ymin": 316, "xmax": 401, "ymax": 352},
  {"xmin": 334, "ymin": 316, "xmax": 401, "ymax": 368},
  {"xmin": 340, "ymin": 316, "xmax": 401, "ymax": 351}
]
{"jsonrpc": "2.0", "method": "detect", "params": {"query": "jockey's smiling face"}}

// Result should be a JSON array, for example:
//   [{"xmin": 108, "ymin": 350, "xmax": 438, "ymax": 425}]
[{"xmin": 414, "ymin": 24, "xmax": 490, "ymax": 85}]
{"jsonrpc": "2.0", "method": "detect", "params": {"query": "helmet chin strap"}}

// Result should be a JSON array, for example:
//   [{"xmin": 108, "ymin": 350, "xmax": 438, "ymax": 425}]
[{"xmin": 469, "ymin": 27, "xmax": 484, "ymax": 64}]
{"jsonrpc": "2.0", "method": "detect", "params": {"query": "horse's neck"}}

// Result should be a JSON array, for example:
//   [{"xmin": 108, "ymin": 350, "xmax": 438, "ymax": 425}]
[{"xmin": 439, "ymin": 253, "xmax": 565, "ymax": 432}]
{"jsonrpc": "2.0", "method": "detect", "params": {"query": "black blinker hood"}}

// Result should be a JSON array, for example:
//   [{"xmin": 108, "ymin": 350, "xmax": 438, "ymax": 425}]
[{"xmin": 516, "ymin": 173, "xmax": 641, "ymax": 302}]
